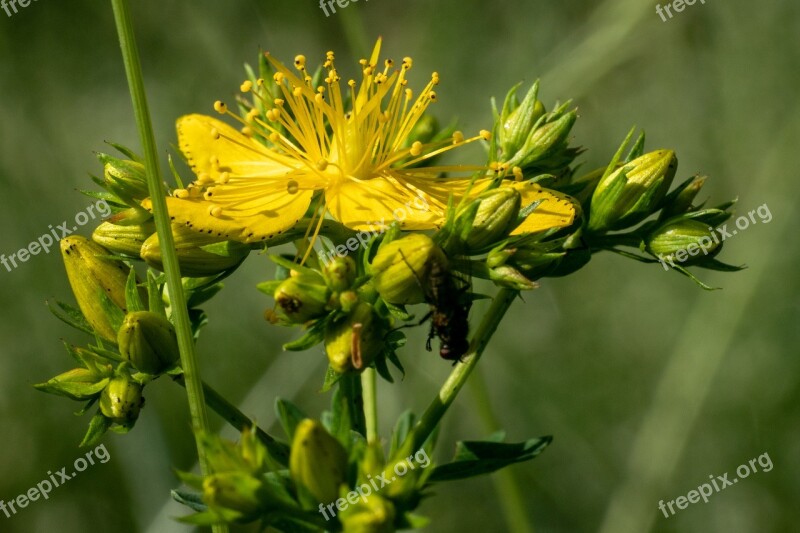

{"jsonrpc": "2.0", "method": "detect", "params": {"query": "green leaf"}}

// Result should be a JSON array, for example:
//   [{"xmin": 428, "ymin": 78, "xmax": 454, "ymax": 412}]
[
  {"xmin": 256, "ymin": 279, "xmax": 283, "ymax": 296},
  {"xmin": 283, "ymin": 319, "xmax": 326, "ymax": 351},
  {"xmin": 275, "ymin": 398, "xmax": 309, "ymax": 441},
  {"xmin": 429, "ymin": 436, "xmax": 553, "ymax": 482},
  {"xmin": 321, "ymin": 365, "xmax": 344, "ymax": 393},
  {"xmin": 47, "ymin": 300, "xmax": 94, "ymax": 336},
  {"xmin": 171, "ymin": 489, "xmax": 208, "ymax": 513},
  {"xmin": 80, "ymin": 412, "xmax": 112, "ymax": 447},
  {"xmin": 125, "ymin": 268, "xmax": 144, "ymax": 312},
  {"xmin": 96, "ymin": 286, "xmax": 125, "ymax": 335},
  {"xmin": 389, "ymin": 410, "xmax": 415, "ymax": 458},
  {"xmin": 147, "ymin": 270, "xmax": 166, "ymax": 316}
]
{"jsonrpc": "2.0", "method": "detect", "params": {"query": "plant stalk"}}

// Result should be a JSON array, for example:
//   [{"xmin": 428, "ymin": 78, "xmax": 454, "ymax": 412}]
[
  {"xmin": 407, "ymin": 288, "xmax": 518, "ymax": 452},
  {"xmin": 361, "ymin": 367, "xmax": 379, "ymax": 443},
  {"xmin": 109, "ymin": 3, "xmax": 224, "ymax": 531}
]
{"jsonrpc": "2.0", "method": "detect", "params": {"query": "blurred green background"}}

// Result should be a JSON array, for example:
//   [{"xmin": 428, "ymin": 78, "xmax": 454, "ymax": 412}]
[{"xmin": 1, "ymin": 0, "xmax": 798, "ymax": 531}]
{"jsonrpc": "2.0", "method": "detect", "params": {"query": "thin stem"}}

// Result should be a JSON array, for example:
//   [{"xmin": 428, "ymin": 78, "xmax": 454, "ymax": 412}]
[
  {"xmin": 469, "ymin": 368, "xmax": 534, "ymax": 533},
  {"xmin": 407, "ymin": 288, "xmax": 518, "ymax": 453},
  {"xmin": 361, "ymin": 367, "xmax": 379, "ymax": 443},
  {"xmin": 109, "ymin": 4, "xmax": 224, "ymax": 531},
  {"xmin": 173, "ymin": 376, "xmax": 290, "ymax": 466}
]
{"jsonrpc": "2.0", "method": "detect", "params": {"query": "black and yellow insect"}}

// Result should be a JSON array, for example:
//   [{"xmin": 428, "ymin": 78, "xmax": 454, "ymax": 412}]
[{"xmin": 400, "ymin": 250, "xmax": 472, "ymax": 363}]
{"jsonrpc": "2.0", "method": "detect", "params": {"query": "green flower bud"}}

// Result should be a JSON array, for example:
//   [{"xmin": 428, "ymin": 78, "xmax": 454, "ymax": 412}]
[
  {"xmin": 140, "ymin": 223, "xmax": 249, "ymax": 277},
  {"xmin": 202, "ymin": 472, "xmax": 265, "ymax": 523},
  {"xmin": 339, "ymin": 290, "xmax": 359, "ymax": 313},
  {"xmin": 99, "ymin": 376, "xmax": 144, "ymax": 427},
  {"xmin": 646, "ymin": 219, "xmax": 721, "ymax": 266},
  {"xmin": 460, "ymin": 188, "xmax": 521, "ymax": 251},
  {"xmin": 515, "ymin": 110, "xmax": 577, "ymax": 169},
  {"xmin": 324, "ymin": 255, "xmax": 357, "ymax": 292},
  {"xmin": 60, "ymin": 236, "xmax": 131, "ymax": 341},
  {"xmin": 588, "ymin": 150, "xmax": 678, "ymax": 233},
  {"xmin": 273, "ymin": 276, "xmax": 331, "ymax": 324},
  {"xmin": 92, "ymin": 220, "xmax": 156, "ymax": 257},
  {"xmin": 371, "ymin": 234, "xmax": 445, "ymax": 305},
  {"xmin": 117, "ymin": 311, "xmax": 180, "ymax": 374},
  {"xmin": 290, "ymin": 419, "xmax": 348, "ymax": 505},
  {"xmin": 340, "ymin": 493, "xmax": 396, "ymax": 533},
  {"xmin": 325, "ymin": 302, "xmax": 386, "ymax": 374},
  {"xmin": 498, "ymin": 81, "xmax": 546, "ymax": 159},
  {"xmin": 98, "ymin": 154, "xmax": 150, "ymax": 203}
]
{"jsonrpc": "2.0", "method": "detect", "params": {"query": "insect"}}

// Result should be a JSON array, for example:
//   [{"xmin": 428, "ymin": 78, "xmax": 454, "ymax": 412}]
[{"xmin": 399, "ymin": 250, "xmax": 472, "ymax": 363}]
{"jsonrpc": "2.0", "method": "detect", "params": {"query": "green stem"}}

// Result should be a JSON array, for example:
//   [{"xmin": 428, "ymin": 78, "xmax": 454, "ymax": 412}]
[
  {"xmin": 173, "ymin": 376, "xmax": 290, "ymax": 466},
  {"xmin": 407, "ymin": 288, "xmax": 518, "ymax": 453},
  {"xmin": 469, "ymin": 369, "xmax": 534, "ymax": 533},
  {"xmin": 109, "ymin": 3, "xmax": 224, "ymax": 531},
  {"xmin": 361, "ymin": 367, "xmax": 379, "ymax": 443}
]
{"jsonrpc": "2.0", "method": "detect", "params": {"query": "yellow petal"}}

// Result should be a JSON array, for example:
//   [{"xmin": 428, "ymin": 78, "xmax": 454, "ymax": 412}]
[
  {"xmin": 506, "ymin": 181, "xmax": 577, "ymax": 234},
  {"xmin": 142, "ymin": 192, "xmax": 313, "ymax": 244},
  {"xmin": 177, "ymin": 114, "xmax": 299, "ymax": 180},
  {"xmin": 325, "ymin": 173, "xmax": 446, "ymax": 231}
]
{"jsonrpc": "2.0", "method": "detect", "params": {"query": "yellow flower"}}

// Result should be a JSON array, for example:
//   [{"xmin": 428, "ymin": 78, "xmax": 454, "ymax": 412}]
[{"xmin": 146, "ymin": 39, "xmax": 576, "ymax": 245}]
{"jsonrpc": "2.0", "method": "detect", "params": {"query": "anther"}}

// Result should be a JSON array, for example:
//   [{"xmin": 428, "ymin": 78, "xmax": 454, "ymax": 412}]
[
  {"xmin": 287, "ymin": 180, "xmax": 299, "ymax": 194},
  {"xmin": 213, "ymin": 101, "xmax": 227, "ymax": 114},
  {"xmin": 240, "ymin": 80, "xmax": 253, "ymax": 93}
]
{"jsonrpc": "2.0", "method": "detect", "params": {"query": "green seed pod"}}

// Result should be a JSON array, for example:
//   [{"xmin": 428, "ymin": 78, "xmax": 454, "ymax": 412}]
[
  {"xmin": 117, "ymin": 311, "xmax": 180, "ymax": 374},
  {"xmin": 99, "ymin": 376, "xmax": 144, "ymax": 427},
  {"xmin": 324, "ymin": 255, "xmax": 357, "ymax": 292},
  {"xmin": 140, "ymin": 223, "xmax": 250, "ymax": 277},
  {"xmin": 324, "ymin": 302, "xmax": 386, "ymax": 374},
  {"xmin": 98, "ymin": 154, "xmax": 150, "ymax": 203},
  {"xmin": 273, "ymin": 276, "xmax": 331, "ymax": 324},
  {"xmin": 92, "ymin": 220, "xmax": 156, "ymax": 257},
  {"xmin": 460, "ymin": 188, "xmax": 521, "ymax": 251},
  {"xmin": 371, "ymin": 234, "xmax": 445, "ymax": 305},
  {"xmin": 60, "ymin": 236, "xmax": 131, "ymax": 341},
  {"xmin": 289, "ymin": 419, "xmax": 348, "ymax": 506},
  {"xmin": 588, "ymin": 150, "xmax": 677, "ymax": 233},
  {"xmin": 202, "ymin": 472, "xmax": 265, "ymax": 523},
  {"xmin": 340, "ymin": 493, "xmax": 397, "ymax": 533},
  {"xmin": 646, "ymin": 219, "xmax": 721, "ymax": 265}
]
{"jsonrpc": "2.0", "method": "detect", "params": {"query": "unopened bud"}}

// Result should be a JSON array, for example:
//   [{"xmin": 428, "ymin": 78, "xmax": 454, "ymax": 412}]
[
  {"xmin": 60, "ymin": 236, "xmax": 132, "ymax": 341},
  {"xmin": 273, "ymin": 276, "xmax": 331, "ymax": 324},
  {"xmin": 117, "ymin": 311, "xmax": 180, "ymax": 374},
  {"xmin": 588, "ymin": 150, "xmax": 678, "ymax": 233},
  {"xmin": 324, "ymin": 255, "xmax": 357, "ymax": 292},
  {"xmin": 646, "ymin": 219, "xmax": 721, "ymax": 265},
  {"xmin": 371, "ymin": 234, "xmax": 445, "ymax": 305},
  {"xmin": 325, "ymin": 302, "xmax": 386, "ymax": 374},
  {"xmin": 289, "ymin": 419, "xmax": 348, "ymax": 505},
  {"xmin": 98, "ymin": 154, "xmax": 150, "ymax": 203},
  {"xmin": 140, "ymin": 223, "xmax": 249, "ymax": 277},
  {"xmin": 92, "ymin": 221, "xmax": 155, "ymax": 257},
  {"xmin": 460, "ymin": 188, "xmax": 521, "ymax": 251},
  {"xmin": 99, "ymin": 376, "xmax": 144, "ymax": 427},
  {"xmin": 340, "ymin": 493, "xmax": 397, "ymax": 533},
  {"xmin": 202, "ymin": 472, "xmax": 265, "ymax": 523}
]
